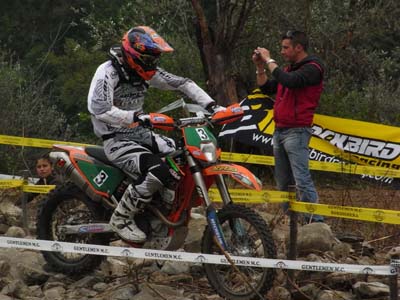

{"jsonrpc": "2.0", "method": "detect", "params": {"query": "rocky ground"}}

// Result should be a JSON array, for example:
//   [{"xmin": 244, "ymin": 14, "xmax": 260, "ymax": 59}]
[{"xmin": 0, "ymin": 188, "xmax": 399, "ymax": 300}]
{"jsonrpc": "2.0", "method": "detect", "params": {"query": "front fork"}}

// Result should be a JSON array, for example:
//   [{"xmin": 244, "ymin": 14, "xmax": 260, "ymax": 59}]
[{"xmin": 186, "ymin": 153, "xmax": 246, "ymax": 251}]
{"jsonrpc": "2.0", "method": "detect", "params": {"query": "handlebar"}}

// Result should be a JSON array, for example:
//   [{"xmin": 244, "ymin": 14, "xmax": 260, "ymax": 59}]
[{"xmin": 148, "ymin": 103, "xmax": 244, "ymax": 131}]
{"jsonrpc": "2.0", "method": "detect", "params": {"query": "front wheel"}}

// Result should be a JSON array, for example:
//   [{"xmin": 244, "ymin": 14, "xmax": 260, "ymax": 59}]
[{"xmin": 201, "ymin": 204, "xmax": 276, "ymax": 300}]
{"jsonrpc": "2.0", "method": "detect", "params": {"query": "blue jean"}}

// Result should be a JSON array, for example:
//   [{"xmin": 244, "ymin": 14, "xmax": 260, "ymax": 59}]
[{"xmin": 273, "ymin": 127, "xmax": 324, "ymax": 222}]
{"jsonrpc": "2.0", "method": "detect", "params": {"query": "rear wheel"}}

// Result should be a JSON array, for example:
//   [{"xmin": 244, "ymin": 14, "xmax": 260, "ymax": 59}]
[
  {"xmin": 36, "ymin": 183, "xmax": 110, "ymax": 275},
  {"xmin": 201, "ymin": 204, "xmax": 276, "ymax": 300}
]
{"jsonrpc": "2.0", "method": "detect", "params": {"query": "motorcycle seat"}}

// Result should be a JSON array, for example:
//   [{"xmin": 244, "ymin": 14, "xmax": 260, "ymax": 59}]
[{"xmin": 85, "ymin": 146, "xmax": 112, "ymax": 165}]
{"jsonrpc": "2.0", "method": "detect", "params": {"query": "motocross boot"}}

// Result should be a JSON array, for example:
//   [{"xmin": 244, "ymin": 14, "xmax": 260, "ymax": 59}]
[{"xmin": 109, "ymin": 185, "xmax": 151, "ymax": 243}]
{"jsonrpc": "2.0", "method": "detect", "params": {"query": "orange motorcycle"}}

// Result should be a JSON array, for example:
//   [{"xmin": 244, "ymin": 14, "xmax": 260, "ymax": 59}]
[{"xmin": 37, "ymin": 103, "xmax": 276, "ymax": 300}]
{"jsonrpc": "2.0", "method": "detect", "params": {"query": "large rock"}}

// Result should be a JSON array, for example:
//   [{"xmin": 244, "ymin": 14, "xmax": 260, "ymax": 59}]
[
  {"xmin": 4, "ymin": 226, "xmax": 26, "ymax": 238},
  {"xmin": 296, "ymin": 223, "xmax": 337, "ymax": 255},
  {"xmin": 0, "ymin": 202, "xmax": 22, "ymax": 227},
  {"xmin": 352, "ymin": 282, "xmax": 390, "ymax": 298},
  {"xmin": 16, "ymin": 263, "xmax": 50, "ymax": 285},
  {"xmin": 316, "ymin": 290, "xmax": 355, "ymax": 300},
  {"xmin": 133, "ymin": 283, "xmax": 185, "ymax": 300}
]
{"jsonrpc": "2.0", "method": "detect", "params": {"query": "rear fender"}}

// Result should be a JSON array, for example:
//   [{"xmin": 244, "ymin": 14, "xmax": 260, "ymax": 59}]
[{"xmin": 203, "ymin": 163, "xmax": 262, "ymax": 191}]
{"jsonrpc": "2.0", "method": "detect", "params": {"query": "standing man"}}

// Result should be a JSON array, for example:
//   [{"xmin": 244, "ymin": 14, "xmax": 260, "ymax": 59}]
[{"xmin": 252, "ymin": 30, "xmax": 325, "ymax": 223}]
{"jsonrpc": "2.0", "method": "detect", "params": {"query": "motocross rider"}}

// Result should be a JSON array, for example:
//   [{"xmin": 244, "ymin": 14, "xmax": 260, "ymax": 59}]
[{"xmin": 87, "ymin": 26, "xmax": 223, "ymax": 243}]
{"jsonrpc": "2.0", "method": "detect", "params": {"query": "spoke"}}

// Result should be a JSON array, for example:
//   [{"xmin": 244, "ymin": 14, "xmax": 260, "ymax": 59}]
[{"xmin": 51, "ymin": 198, "xmax": 94, "ymax": 261}]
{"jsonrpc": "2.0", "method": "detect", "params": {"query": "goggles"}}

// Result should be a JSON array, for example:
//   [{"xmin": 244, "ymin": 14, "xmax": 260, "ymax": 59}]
[{"xmin": 137, "ymin": 53, "xmax": 160, "ymax": 67}]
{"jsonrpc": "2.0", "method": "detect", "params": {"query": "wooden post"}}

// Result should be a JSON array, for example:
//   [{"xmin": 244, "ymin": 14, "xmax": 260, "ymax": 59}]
[{"xmin": 20, "ymin": 170, "xmax": 30, "ymax": 235}]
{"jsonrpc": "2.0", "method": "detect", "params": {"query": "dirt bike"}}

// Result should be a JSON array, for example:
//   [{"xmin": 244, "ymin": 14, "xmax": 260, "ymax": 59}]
[{"xmin": 36, "ymin": 102, "xmax": 276, "ymax": 300}]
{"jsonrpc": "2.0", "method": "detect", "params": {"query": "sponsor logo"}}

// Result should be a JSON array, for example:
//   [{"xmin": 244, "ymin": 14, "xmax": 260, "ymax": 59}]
[
  {"xmin": 168, "ymin": 168, "xmax": 182, "ymax": 181},
  {"xmin": 373, "ymin": 210, "xmax": 385, "ymax": 222},
  {"xmin": 275, "ymin": 261, "xmax": 288, "ymax": 269},
  {"xmin": 361, "ymin": 267, "xmax": 375, "ymax": 274},
  {"xmin": 195, "ymin": 186, "xmax": 204, "ymax": 199},
  {"xmin": 153, "ymin": 116, "xmax": 167, "ymax": 122},
  {"xmin": 327, "ymin": 205, "xmax": 361, "ymax": 218},
  {"xmin": 252, "ymin": 133, "xmax": 273, "ymax": 145},
  {"xmin": 121, "ymin": 249, "xmax": 132, "ymax": 257},
  {"xmin": 212, "ymin": 165, "xmax": 238, "ymax": 172},
  {"xmin": 361, "ymin": 174, "xmax": 394, "ymax": 184},
  {"xmin": 207, "ymin": 210, "xmax": 225, "ymax": 248},
  {"xmin": 305, "ymin": 203, "xmax": 316, "ymax": 213},
  {"xmin": 312, "ymin": 125, "xmax": 400, "ymax": 161},
  {"xmin": 193, "ymin": 150, "xmax": 202, "ymax": 157},
  {"xmin": 51, "ymin": 242, "xmax": 63, "ymax": 252},
  {"xmin": 93, "ymin": 170, "xmax": 109, "ymax": 187},
  {"xmin": 195, "ymin": 255, "xmax": 207, "ymax": 263},
  {"xmin": 78, "ymin": 225, "xmax": 106, "ymax": 233},
  {"xmin": 110, "ymin": 71, "xmax": 118, "ymax": 79},
  {"xmin": 309, "ymin": 149, "xmax": 341, "ymax": 163},
  {"xmin": 231, "ymin": 107, "xmax": 242, "ymax": 113}
]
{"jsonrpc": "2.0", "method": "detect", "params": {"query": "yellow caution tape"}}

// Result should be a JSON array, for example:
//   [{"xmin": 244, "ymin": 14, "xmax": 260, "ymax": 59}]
[
  {"xmin": 2, "ymin": 178, "xmax": 399, "ymax": 224},
  {"xmin": 1, "ymin": 134, "xmax": 399, "ymax": 178},
  {"xmin": 0, "ymin": 180, "xmax": 55, "ymax": 194},
  {"xmin": 22, "ymin": 185, "xmax": 56, "ymax": 193},
  {"xmin": 290, "ymin": 201, "xmax": 400, "ymax": 225},
  {"xmin": 0, "ymin": 134, "xmax": 89, "ymax": 148},
  {"xmin": 221, "ymin": 152, "xmax": 275, "ymax": 166},
  {"xmin": 208, "ymin": 188, "xmax": 292, "ymax": 203},
  {"xmin": 221, "ymin": 152, "xmax": 400, "ymax": 178},
  {"xmin": 0, "ymin": 179, "xmax": 24, "ymax": 189}
]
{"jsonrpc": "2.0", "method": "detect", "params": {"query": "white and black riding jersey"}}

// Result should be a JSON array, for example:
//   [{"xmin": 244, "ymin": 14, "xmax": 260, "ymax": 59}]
[{"xmin": 87, "ymin": 60, "xmax": 214, "ymax": 138}]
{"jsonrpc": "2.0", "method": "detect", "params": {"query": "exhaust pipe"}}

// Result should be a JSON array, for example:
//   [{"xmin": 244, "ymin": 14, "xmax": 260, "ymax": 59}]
[{"xmin": 49, "ymin": 151, "xmax": 103, "ymax": 202}]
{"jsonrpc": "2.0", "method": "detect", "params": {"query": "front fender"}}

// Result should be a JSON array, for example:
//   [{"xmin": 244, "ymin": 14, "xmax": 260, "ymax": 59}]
[{"xmin": 203, "ymin": 163, "xmax": 262, "ymax": 191}]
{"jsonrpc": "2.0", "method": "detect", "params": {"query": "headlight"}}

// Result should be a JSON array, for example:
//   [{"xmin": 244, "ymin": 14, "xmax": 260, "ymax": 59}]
[{"xmin": 200, "ymin": 142, "xmax": 217, "ymax": 163}]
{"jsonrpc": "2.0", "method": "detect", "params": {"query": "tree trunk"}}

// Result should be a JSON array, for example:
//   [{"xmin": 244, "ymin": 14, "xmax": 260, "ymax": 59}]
[{"xmin": 191, "ymin": 0, "xmax": 238, "ymax": 106}]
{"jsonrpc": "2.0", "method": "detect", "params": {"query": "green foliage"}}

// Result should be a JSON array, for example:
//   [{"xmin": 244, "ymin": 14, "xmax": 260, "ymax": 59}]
[
  {"xmin": 0, "ymin": 55, "xmax": 68, "ymax": 175},
  {"xmin": 46, "ymin": 39, "xmax": 106, "ymax": 138}
]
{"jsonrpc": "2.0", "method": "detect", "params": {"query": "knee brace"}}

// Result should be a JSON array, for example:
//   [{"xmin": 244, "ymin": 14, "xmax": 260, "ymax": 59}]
[{"xmin": 139, "ymin": 153, "xmax": 180, "ymax": 189}]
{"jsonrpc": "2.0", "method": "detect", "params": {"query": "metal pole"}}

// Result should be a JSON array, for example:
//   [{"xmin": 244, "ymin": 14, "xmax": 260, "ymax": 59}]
[{"xmin": 286, "ymin": 185, "xmax": 297, "ymax": 294}]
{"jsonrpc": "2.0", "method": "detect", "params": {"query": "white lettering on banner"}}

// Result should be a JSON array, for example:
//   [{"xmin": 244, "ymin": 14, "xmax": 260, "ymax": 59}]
[
  {"xmin": 0, "ymin": 237, "xmax": 396, "ymax": 276},
  {"xmin": 144, "ymin": 252, "xmax": 182, "ymax": 260},
  {"xmin": 73, "ymin": 245, "xmax": 109, "ymax": 254},
  {"xmin": 361, "ymin": 174, "xmax": 394, "ymax": 184},
  {"xmin": 252, "ymin": 133, "xmax": 272, "ymax": 145},
  {"xmin": 353, "ymin": 155, "xmax": 400, "ymax": 170},
  {"xmin": 309, "ymin": 149, "xmax": 341, "ymax": 163},
  {"xmin": 6, "ymin": 239, "xmax": 40, "ymax": 248},
  {"xmin": 301, "ymin": 264, "xmax": 345, "ymax": 272},
  {"xmin": 312, "ymin": 125, "xmax": 400, "ymax": 160},
  {"xmin": 221, "ymin": 258, "xmax": 261, "ymax": 266}
]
